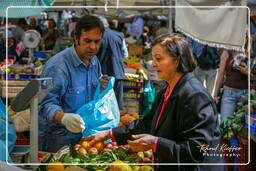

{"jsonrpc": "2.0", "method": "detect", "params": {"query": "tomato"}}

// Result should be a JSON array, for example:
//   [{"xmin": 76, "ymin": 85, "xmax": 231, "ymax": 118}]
[{"xmin": 93, "ymin": 142, "xmax": 105, "ymax": 151}]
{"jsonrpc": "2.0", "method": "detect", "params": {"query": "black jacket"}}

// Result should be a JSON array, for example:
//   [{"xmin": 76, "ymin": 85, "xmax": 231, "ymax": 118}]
[{"xmin": 113, "ymin": 72, "xmax": 226, "ymax": 171}]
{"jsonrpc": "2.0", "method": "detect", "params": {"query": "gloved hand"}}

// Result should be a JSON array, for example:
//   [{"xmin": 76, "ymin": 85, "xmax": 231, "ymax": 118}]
[
  {"xmin": 61, "ymin": 113, "xmax": 85, "ymax": 133},
  {"xmin": 12, "ymin": 109, "xmax": 30, "ymax": 132}
]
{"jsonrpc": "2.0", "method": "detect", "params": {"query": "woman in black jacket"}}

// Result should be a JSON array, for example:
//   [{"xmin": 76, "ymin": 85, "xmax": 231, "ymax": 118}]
[{"xmin": 87, "ymin": 33, "xmax": 226, "ymax": 171}]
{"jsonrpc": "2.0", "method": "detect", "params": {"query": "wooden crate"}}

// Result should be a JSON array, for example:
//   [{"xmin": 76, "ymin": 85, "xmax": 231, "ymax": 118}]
[
  {"xmin": 128, "ymin": 45, "xmax": 144, "ymax": 57},
  {"xmin": 0, "ymin": 80, "xmax": 30, "ymax": 98},
  {"xmin": 124, "ymin": 100, "xmax": 140, "ymax": 113}
]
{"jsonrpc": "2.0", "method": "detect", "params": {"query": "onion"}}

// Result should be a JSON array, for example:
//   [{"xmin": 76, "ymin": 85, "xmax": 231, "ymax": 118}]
[
  {"xmin": 74, "ymin": 144, "xmax": 81, "ymax": 148},
  {"xmin": 143, "ymin": 150, "xmax": 153, "ymax": 158},
  {"xmin": 88, "ymin": 147, "xmax": 98, "ymax": 155},
  {"xmin": 105, "ymin": 143, "xmax": 113, "ymax": 148},
  {"xmin": 78, "ymin": 147, "xmax": 87, "ymax": 155}
]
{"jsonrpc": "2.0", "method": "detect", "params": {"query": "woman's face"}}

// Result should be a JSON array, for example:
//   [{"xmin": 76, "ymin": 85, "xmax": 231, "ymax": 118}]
[
  {"xmin": 152, "ymin": 44, "xmax": 179, "ymax": 82},
  {"xmin": 48, "ymin": 20, "xmax": 55, "ymax": 28}
]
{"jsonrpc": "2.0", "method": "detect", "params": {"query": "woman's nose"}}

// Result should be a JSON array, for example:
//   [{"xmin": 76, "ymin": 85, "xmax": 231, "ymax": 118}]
[{"xmin": 152, "ymin": 61, "xmax": 157, "ymax": 68}]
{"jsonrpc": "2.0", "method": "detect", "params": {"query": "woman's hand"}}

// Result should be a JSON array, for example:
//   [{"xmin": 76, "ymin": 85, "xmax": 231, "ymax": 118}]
[
  {"xmin": 85, "ymin": 130, "xmax": 110, "ymax": 146},
  {"xmin": 127, "ymin": 134, "xmax": 156, "ymax": 152},
  {"xmin": 233, "ymin": 65, "xmax": 249, "ymax": 75},
  {"xmin": 213, "ymin": 96, "xmax": 219, "ymax": 104}
]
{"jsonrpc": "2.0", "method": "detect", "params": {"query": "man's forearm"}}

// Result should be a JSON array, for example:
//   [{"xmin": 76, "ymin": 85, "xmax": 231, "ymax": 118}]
[{"xmin": 53, "ymin": 111, "xmax": 64, "ymax": 123}]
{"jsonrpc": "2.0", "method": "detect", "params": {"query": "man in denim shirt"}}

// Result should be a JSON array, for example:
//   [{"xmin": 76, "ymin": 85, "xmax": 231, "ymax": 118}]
[{"xmin": 39, "ymin": 16, "xmax": 105, "ymax": 152}]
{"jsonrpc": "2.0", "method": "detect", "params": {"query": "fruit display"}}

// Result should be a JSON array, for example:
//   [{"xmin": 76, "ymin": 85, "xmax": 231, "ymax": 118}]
[
  {"xmin": 123, "ymin": 56, "xmax": 142, "ymax": 65},
  {"xmin": 119, "ymin": 113, "xmax": 139, "ymax": 126},
  {"xmin": 39, "ymin": 139, "xmax": 154, "ymax": 171},
  {"xmin": 0, "ymin": 62, "xmax": 42, "ymax": 80}
]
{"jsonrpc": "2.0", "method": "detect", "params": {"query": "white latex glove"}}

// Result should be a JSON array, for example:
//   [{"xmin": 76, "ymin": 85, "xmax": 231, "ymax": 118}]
[
  {"xmin": 12, "ymin": 109, "xmax": 30, "ymax": 132},
  {"xmin": 61, "ymin": 113, "xmax": 85, "ymax": 133}
]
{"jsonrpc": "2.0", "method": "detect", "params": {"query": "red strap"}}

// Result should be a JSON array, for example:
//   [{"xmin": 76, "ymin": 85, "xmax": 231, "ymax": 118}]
[
  {"xmin": 155, "ymin": 86, "xmax": 171, "ymax": 128},
  {"xmin": 155, "ymin": 74, "xmax": 184, "ymax": 129}
]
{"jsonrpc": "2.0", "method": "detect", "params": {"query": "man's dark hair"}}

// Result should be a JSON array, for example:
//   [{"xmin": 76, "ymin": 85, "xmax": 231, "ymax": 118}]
[
  {"xmin": 75, "ymin": 15, "xmax": 105, "ymax": 39},
  {"xmin": 152, "ymin": 33, "xmax": 196, "ymax": 73}
]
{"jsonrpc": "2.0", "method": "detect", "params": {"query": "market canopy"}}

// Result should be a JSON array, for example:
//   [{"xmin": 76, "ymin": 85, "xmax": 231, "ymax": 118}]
[
  {"xmin": 53, "ymin": 0, "xmax": 170, "ymax": 16},
  {"xmin": 175, "ymin": 0, "xmax": 248, "ymax": 51},
  {"xmin": 0, "ymin": 0, "xmax": 55, "ymax": 18}
]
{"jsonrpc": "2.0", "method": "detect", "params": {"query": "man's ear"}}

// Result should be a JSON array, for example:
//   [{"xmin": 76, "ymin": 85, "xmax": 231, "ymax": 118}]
[{"xmin": 74, "ymin": 34, "xmax": 79, "ymax": 46}]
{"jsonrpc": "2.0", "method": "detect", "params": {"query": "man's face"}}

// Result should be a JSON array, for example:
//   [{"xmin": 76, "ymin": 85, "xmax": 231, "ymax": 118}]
[{"xmin": 75, "ymin": 28, "xmax": 102, "ymax": 61}]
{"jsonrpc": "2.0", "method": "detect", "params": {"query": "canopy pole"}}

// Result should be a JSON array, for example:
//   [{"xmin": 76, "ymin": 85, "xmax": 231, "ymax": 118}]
[{"xmin": 168, "ymin": 0, "xmax": 174, "ymax": 33}]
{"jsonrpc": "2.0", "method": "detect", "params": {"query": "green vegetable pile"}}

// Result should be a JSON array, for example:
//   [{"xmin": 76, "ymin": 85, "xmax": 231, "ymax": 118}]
[
  {"xmin": 38, "ymin": 146, "xmax": 136, "ymax": 171},
  {"xmin": 220, "ymin": 90, "xmax": 256, "ymax": 143}
]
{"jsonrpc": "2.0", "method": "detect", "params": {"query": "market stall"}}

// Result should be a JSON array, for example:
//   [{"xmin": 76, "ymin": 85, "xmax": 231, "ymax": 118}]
[{"xmin": 0, "ymin": 1, "xmax": 255, "ymax": 171}]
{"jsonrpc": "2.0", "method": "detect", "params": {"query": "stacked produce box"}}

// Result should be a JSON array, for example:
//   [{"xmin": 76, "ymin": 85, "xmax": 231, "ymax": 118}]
[{"xmin": 123, "ymin": 80, "xmax": 142, "ymax": 114}]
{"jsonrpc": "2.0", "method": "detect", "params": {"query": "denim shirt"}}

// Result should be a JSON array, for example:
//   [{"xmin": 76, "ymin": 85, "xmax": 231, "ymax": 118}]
[{"xmin": 39, "ymin": 46, "xmax": 102, "ymax": 136}]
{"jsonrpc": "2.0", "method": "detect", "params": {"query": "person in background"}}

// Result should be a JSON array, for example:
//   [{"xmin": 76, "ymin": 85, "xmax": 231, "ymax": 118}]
[
  {"xmin": 87, "ymin": 33, "xmax": 225, "ymax": 171},
  {"xmin": 39, "ymin": 16, "xmax": 107, "ymax": 152},
  {"xmin": 42, "ymin": 18, "xmax": 59, "ymax": 50},
  {"xmin": 188, "ymin": 37, "xmax": 220, "ymax": 95},
  {"xmin": 68, "ymin": 17, "xmax": 78, "ymax": 37},
  {"xmin": 12, "ymin": 18, "xmax": 28, "ymax": 42},
  {"xmin": 109, "ymin": 19, "xmax": 119, "ymax": 31},
  {"xmin": 29, "ymin": 18, "xmax": 42, "ymax": 36},
  {"xmin": 123, "ymin": 27, "xmax": 137, "ymax": 45},
  {"xmin": 140, "ymin": 26, "xmax": 151, "ymax": 48},
  {"xmin": 97, "ymin": 16, "xmax": 128, "ymax": 112},
  {"xmin": 213, "ymin": 49, "xmax": 248, "ymax": 123},
  {"xmin": 155, "ymin": 20, "xmax": 169, "ymax": 37},
  {"xmin": 0, "ymin": 30, "xmax": 19, "ymax": 63}
]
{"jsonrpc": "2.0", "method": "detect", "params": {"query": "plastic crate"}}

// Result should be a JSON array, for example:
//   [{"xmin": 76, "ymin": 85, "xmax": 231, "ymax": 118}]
[
  {"xmin": 123, "ymin": 92, "xmax": 141, "ymax": 100},
  {"xmin": 123, "ymin": 80, "xmax": 142, "ymax": 89},
  {"xmin": 15, "ymin": 132, "xmax": 29, "ymax": 145}
]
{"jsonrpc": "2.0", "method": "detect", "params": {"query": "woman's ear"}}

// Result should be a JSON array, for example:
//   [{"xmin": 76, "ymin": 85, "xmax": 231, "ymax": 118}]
[{"xmin": 175, "ymin": 57, "xmax": 180, "ymax": 68}]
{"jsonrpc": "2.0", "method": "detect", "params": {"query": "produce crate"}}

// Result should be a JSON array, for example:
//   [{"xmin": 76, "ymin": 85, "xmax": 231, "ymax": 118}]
[
  {"xmin": 128, "ymin": 45, "xmax": 144, "ymax": 56},
  {"xmin": 124, "ymin": 100, "xmax": 140, "ymax": 113},
  {"xmin": 15, "ymin": 132, "xmax": 29, "ymax": 145},
  {"xmin": 123, "ymin": 92, "xmax": 141, "ymax": 100},
  {"xmin": 123, "ymin": 80, "xmax": 143, "ymax": 89},
  {"xmin": 0, "ymin": 80, "xmax": 29, "ymax": 98}
]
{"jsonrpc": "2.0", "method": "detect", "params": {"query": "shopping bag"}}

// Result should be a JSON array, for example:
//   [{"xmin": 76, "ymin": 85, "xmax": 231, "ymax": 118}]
[
  {"xmin": 142, "ymin": 82, "xmax": 156, "ymax": 116},
  {"xmin": 0, "ymin": 98, "xmax": 16, "ymax": 162},
  {"xmin": 76, "ymin": 77, "xmax": 120, "ymax": 138}
]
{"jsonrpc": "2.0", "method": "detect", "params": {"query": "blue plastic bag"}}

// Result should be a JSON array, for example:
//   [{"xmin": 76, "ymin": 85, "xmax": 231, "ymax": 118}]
[
  {"xmin": 0, "ymin": 98, "xmax": 16, "ymax": 162},
  {"xmin": 76, "ymin": 77, "xmax": 120, "ymax": 138}
]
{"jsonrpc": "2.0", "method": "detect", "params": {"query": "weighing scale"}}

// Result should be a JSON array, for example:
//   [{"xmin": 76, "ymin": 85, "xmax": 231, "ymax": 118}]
[{"xmin": 10, "ymin": 78, "xmax": 52, "ymax": 164}]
